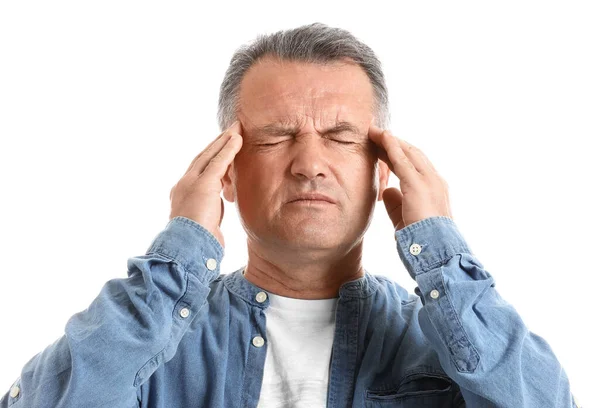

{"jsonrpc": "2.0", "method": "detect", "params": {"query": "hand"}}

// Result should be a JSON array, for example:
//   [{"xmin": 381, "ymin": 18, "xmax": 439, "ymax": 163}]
[
  {"xmin": 169, "ymin": 121, "xmax": 243, "ymax": 248},
  {"xmin": 368, "ymin": 123, "xmax": 453, "ymax": 231}
]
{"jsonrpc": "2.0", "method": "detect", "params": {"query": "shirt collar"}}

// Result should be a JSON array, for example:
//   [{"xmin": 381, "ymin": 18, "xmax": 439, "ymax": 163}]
[{"xmin": 223, "ymin": 266, "xmax": 379, "ymax": 308}]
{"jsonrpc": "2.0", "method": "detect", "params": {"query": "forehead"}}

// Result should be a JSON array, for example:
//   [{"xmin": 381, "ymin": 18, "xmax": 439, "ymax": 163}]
[{"xmin": 238, "ymin": 57, "xmax": 374, "ymax": 129}]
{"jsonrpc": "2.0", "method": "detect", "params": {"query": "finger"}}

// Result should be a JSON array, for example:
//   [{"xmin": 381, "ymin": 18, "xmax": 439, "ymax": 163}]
[
  {"xmin": 185, "ymin": 120, "xmax": 241, "ymax": 174},
  {"xmin": 418, "ymin": 146, "xmax": 438, "ymax": 174},
  {"xmin": 368, "ymin": 135, "xmax": 394, "ymax": 174},
  {"xmin": 202, "ymin": 132, "xmax": 243, "ymax": 179},
  {"xmin": 185, "ymin": 131, "xmax": 229, "ymax": 174},
  {"xmin": 190, "ymin": 121, "xmax": 243, "ymax": 176},
  {"xmin": 382, "ymin": 187, "xmax": 405, "ymax": 230},
  {"xmin": 368, "ymin": 124, "xmax": 420, "ymax": 184},
  {"xmin": 398, "ymin": 139, "xmax": 434, "ymax": 175}
]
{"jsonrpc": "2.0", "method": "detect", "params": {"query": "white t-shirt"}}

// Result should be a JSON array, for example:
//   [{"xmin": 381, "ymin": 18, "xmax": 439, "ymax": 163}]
[{"xmin": 256, "ymin": 289, "xmax": 338, "ymax": 408}]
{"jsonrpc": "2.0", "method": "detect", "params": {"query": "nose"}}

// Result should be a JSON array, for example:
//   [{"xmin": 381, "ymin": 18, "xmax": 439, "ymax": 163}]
[{"xmin": 289, "ymin": 134, "xmax": 330, "ymax": 181}]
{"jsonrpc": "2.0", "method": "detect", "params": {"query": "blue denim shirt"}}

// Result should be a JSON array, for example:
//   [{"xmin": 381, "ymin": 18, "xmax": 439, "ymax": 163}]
[{"xmin": 1, "ymin": 216, "xmax": 578, "ymax": 407}]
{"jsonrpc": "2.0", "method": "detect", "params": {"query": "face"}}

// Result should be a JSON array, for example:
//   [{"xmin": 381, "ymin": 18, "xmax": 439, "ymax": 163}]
[{"xmin": 223, "ymin": 56, "xmax": 390, "ymax": 251}]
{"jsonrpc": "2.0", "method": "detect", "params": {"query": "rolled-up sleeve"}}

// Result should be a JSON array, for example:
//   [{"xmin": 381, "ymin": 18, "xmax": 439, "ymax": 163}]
[
  {"xmin": 1, "ymin": 216, "xmax": 223, "ymax": 408},
  {"xmin": 395, "ymin": 216, "xmax": 577, "ymax": 407}
]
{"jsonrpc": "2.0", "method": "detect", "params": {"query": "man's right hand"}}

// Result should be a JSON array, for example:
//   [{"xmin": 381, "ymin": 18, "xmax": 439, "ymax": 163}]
[{"xmin": 169, "ymin": 121, "xmax": 243, "ymax": 248}]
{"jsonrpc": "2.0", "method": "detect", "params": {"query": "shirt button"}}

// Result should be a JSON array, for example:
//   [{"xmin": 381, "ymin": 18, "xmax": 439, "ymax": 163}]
[
  {"xmin": 9, "ymin": 385, "xmax": 20, "ymax": 398},
  {"xmin": 179, "ymin": 307, "xmax": 190, "ymax": 318},
  {"xmin": 252, "ymin": 336, "xmax": 265, "ymax": 348},
  {"xmin": 409, "ymin": 244, "xmax": 422, "ymax": 255},
  {"xmin": 430, "ymin": 289, "xmax": 440, "ymax": 299},
  {"xmin": 206, "ymin": 258, "xmax": 217, "ymax": 271},
  {"xmin": 255, "ymin": 292, "xmax": 267, "ymax": 303}
]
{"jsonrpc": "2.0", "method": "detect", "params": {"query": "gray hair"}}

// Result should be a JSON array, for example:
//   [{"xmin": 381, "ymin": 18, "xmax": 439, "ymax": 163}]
[{"xmin": 217, "ymin": 22, "xmax": 390, "ymax": 132}]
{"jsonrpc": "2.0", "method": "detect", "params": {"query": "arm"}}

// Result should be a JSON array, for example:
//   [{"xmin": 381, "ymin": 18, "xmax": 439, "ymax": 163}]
[
  {"xmin": 395, "ymin": 216, "xmax": 578, "ymax": 407},
  {"xmin": 0, "ymin": 216, "xmax": 223, "ymax": 407}
]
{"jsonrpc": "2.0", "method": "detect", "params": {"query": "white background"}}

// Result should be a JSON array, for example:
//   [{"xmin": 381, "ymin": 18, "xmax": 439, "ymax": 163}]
[{"xmin": 0, "ymin": 1, "xmax": 598, "ymax": 406}]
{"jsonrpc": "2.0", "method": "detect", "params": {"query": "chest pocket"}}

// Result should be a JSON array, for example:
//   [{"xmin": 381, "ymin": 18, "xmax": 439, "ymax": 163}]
[{"xmin": 365, "ymin": 371, "xmax": 456, "ymax": 408}]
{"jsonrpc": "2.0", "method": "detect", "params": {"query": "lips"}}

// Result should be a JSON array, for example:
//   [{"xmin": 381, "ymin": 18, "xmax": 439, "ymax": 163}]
[{"xmin": 288, "ymin": 193, "xmax": 336, "ymax": 204}]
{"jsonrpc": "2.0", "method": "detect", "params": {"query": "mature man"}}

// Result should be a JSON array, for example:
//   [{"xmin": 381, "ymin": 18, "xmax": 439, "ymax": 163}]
[{"xmin": 1, "ymin": 23, "xmax": 578, "ymax": 408}]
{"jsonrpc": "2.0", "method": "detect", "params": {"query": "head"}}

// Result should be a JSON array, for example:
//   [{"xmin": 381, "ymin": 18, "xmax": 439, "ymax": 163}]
[{"xmin": 220, "ymin": 23, "xmax": 391, "ymax": 254}]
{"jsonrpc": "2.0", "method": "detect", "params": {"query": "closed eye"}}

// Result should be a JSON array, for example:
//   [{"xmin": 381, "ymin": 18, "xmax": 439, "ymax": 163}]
[
  {"xmin": 259, "ymin": 141, "xmax": 284, "ymax": 146},
  {"xmin": 260, "ymin": 140, "xmax": 354, "ymax": 146}
]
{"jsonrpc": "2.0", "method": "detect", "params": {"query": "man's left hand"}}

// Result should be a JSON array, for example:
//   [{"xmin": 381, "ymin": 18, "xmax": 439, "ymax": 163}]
[{"xmin": 368, "ymin": 123, "xmax": 454, "ymax": 231}]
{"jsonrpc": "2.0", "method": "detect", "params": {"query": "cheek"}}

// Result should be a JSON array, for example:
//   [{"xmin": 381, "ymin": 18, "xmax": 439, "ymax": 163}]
[
  {"xmin": 234, "ymin": 152, "xmax": 280, "ymax": 193},
  {"xmin": 357, "ymin": 155, "xmax": 381, "ymax": 191},
  {"xmin": 338, "ymin": 159, "xmax": 378, "ymax": 194}
]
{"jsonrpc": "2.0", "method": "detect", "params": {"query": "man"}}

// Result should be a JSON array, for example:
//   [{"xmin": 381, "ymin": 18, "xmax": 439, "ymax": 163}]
[{"xmin": 1, "ymin": 23, "xmax": 579, "ymax": 408}]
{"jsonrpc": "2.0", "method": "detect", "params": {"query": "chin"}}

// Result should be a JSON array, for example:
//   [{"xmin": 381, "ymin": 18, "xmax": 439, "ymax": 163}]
[{"xmin": 275, "ymin": 224, "xmax": 352, "ymax": 249}]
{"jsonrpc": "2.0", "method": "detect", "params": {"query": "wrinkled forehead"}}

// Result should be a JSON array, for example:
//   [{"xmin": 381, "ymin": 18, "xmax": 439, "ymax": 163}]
[
  {"xmin": 238, "ymin": 101, "xmax": 371, "ymax": 137},
  {"xmin": 237, "ymin": 58, "xmax": 375, "ymax": 131}
]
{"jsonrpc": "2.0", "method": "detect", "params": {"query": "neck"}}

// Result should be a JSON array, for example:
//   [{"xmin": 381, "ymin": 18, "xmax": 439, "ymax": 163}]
[{"xmin": 242, "ymin": 238, "xmax": 365, "ymax": 299}]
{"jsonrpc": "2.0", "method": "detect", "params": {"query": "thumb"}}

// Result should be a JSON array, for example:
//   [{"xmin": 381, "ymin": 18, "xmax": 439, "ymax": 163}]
[{"xmin": 382, "ymin": 187, "xmax": 405, "ymax": 231}]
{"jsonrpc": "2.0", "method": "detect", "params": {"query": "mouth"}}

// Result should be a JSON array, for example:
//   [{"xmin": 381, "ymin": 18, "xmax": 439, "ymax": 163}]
[
  {"xmin": 288, "ymin": 194, "xmax": 337, "ymax": 204},
  {"xmin": 289, "ymin": 199, "xmax": 333, "ymax": 204}
]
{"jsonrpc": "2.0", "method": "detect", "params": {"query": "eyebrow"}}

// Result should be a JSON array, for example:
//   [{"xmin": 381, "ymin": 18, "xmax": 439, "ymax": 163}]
[{"xmin": 253, "ymin": 121, "xmax": 362, "ymax": 137}]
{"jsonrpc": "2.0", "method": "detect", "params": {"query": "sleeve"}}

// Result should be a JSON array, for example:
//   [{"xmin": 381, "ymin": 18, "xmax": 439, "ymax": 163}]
[
  {"xmin": 0, "ymin": 216, "xmax": 223, "ymax": 408},
  {"xmin": 395, "ymin": 216, "xmax": 579, "ymax": 408}
]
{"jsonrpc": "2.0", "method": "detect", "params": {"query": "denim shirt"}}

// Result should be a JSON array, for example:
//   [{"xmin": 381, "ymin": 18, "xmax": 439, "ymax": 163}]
[{"xmin": 1, "ymin": 216, "xmax": 578, "ymax": 407}]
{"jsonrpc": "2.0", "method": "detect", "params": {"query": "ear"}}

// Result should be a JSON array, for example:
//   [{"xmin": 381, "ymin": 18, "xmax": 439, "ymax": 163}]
[
  {"xmin": 377, "ymin": 160, "xmax": 391, "ymax": 201},
  {"xmin": 222, "ymin": 162, "xmax": 236, "ymax": 203}
]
